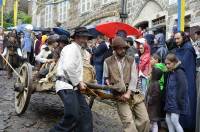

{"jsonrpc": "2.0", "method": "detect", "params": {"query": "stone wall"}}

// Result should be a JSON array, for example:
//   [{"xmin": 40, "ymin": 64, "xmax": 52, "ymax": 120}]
[
  {"xmin": 66, "ymin": 0, "xmax": 120, "ymax": 29},
  {"xmin": 127, "ymin": 0, "xmax": 167, "ymax": 25},
  {"xmin": 4, "ymin": 0, "xmax": 14, "ymax": 14},
  {"xmin": 4, "ymin": 0, "xmax": 28, "ymax": 14},
  {"xmin": 32, "ymin": 0, "xmax": 200, "ymax": 37}
]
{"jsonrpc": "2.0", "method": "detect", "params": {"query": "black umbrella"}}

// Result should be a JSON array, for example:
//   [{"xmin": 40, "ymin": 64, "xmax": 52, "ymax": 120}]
[{"xmin": 53, "ymin": 27, "xmax": 70, "ymax": 37}]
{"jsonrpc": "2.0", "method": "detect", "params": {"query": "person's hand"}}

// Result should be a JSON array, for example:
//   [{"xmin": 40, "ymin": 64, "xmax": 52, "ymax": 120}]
[
  {"xmin": 47, "ymin": 59, "xmax": 55, "ymax": 63},
  {"xmin": 120, "ymin": 90, "xmax": 132, "ymax": 102},
  {"xmin": 105, "ymin": 79, "xmax": 110, "ymax": 86},
  {"xmin": 78, "ymin": 81, "xmax": 87, "ymax": 91}
]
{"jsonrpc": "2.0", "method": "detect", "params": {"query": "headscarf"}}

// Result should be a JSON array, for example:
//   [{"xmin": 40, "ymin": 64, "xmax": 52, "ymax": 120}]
[{"xmin": 41, "ymin": 35, "xmax": 48, "ymax": 45}]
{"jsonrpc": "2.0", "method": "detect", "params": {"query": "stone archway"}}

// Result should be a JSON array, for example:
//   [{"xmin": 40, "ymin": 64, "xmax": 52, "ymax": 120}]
[
  {"xmin": 127, "ymin": 0, "xmax": 165, "ymax": 26},
  {"xmin": 135, "ymin": 1, "xmax": 163, "ymax": 26}
]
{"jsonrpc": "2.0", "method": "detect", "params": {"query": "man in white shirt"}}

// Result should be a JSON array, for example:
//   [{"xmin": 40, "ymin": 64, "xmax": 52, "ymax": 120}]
[{"xmin": 50, "ymin": 27, "xmax": 93, "ymax": 132}]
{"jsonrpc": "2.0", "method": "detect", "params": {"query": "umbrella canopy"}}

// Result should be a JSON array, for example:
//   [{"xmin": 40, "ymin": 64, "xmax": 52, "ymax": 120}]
[
  {"xmin": 16, "ymin": 24, "xmax": 34, "ymax": 32},
  {"xmin": 53, "ymin": 27, "xmax": 70, "ymax": 37},
  {"xmin": 86, "ymin": 25, "xmax": 101, "ymax": 38},
  {"xmin": 96, "ymin": 22, "xmax": 141, "ymax": 38}
]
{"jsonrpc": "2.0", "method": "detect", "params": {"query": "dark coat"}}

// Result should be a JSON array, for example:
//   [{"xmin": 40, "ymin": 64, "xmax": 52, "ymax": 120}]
[
  {"xmin": 147, "ymin": 67, "xmax": 163, "ymax": 121},
  {"xmin": 92, "ymin": 41, "xmax": 108, "ymax": 65},
  {"xmin": 175, "ymin": 41, "xmax": 196, "ymax": 129},
  {"xmin": 164, "ymin": 65, "xmax": 190, "ymax": 115},
  {"xmin": 92, "ymin": 41, "xmax": 109, "ymax": 84},
  {"xmin": 4, "ymin": 40, "xmax": 21, "ymax": 68}
]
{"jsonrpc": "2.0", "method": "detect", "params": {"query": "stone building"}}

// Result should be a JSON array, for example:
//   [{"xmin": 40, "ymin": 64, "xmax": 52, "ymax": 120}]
[
  {"xmin": 30, "ymin": 0, "xmax": 70, "ymax": 28},
  {"xmin": 4, "ymin": 0, "xmax": 28, "ymax": 14},
  {"xmin": 66, "ymin": 0, "xmax": 121, "ymax": 29},
  {"xmin": 126, "ymin": 0, "xmax": 200, "ymax": 38},
  {"xmin": 31, "ymin": 0, "xmax": 200, "ymax": 38}
]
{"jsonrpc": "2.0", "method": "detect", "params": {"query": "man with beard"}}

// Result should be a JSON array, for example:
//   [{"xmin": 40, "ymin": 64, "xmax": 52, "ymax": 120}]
[
  {"xmin": 103, "ymin": 37, "xmax": 150, "ymax": 132},
  {"xmin": 174, "ymin": 31, "xmax": 196, "ymax": 131},
  {"xmin": 50, "ymin": 27, "xmax": 93, "ymax": 132}
]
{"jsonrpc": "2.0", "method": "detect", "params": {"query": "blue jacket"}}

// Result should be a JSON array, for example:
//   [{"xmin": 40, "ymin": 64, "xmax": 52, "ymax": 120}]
[
  {"xmin": 22, "ymin": 31, "xmax": 33, "ymax": 53},
  {"xmin": 165, "ymin": 64, "xmax": 190, "ymax": 115}
]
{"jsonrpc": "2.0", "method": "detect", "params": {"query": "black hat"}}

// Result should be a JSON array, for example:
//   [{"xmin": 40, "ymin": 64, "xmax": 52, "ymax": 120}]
[{"xmin": 71, "ymin": 27, "xmax": 93, "ymax": 39}]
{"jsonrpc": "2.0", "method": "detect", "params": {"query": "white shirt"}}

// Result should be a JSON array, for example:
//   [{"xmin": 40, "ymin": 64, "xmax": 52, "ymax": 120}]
[
  {"xmin": 103, "ymin": 55, "xmax": 138, "ymax": 92},
  {"xmin": 35, "ymin": 45, "xmax": 52, "ymax": 63},
  {"xmin": 55, "ymin": 42, "xmax": 83, "ymax": 92}
]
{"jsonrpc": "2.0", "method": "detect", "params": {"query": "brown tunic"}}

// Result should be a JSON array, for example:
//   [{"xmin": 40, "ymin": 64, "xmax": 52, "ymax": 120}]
[{"xmin": 105, "ymin": 55, "xmax": 134, "ymax": 92}]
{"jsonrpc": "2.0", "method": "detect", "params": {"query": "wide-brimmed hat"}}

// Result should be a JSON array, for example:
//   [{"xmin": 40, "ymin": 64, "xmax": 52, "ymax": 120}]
[
  {"xmin": 112, "ymin": 36, "xmax": 129, "ymax": 49},
  {"xmin": 71, "ymin": 27, "xmax": 93, "ymax": 39}
]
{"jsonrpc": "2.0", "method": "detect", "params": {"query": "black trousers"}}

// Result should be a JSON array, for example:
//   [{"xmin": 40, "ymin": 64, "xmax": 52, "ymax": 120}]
[{"xmin": 50, "ymin": 89, "xmax": 93, "ymax": 132}]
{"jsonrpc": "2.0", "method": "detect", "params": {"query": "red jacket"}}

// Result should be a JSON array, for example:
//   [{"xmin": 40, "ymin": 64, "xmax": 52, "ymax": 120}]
[{"xmin": 139, "ymin": 43, "xmax": 151, "ymax": 76}]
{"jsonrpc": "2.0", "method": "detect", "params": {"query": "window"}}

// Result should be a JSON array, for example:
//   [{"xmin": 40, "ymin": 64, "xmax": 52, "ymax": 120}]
[
  {"xmin": 57, "ymin": 1, "xmax": 69, "ymax": 22},
  {"xmin": 45, "ymin": 4, "xmax": 53, "ymax": 27},
  {"xmin": 127, "ymin": 0, "xmax": 132, "ymax": 14},
  {"xmin": 102, "ymin": 0, "xmax": 115, "ymax": 5},
  {"xmin": 80, "ymin": 0, "xmax": 91, "ymax": 14}
]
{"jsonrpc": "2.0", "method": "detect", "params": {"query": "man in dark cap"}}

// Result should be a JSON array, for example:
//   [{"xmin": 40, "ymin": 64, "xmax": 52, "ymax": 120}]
[
  {"xmin": 103, "ymin": 36, "xmax": 150, "ymax": 132},
  {"xmin": 53, "ymin": 35, "xmax": 69, "ymax": 60},
  {"xmin": 50, "ymin": 27, "xmax": 93, "ymax": 132}
]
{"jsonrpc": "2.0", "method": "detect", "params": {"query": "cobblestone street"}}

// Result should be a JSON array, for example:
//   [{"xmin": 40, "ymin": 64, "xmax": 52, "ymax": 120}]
[{"xmin": 0, "ymin": 71, "xmax": 123, "ymax": 132}]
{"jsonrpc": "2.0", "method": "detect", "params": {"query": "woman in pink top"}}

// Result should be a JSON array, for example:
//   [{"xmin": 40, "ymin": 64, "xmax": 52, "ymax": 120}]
[{"xmin": 137, "ymin": 38, "xmax": 151, "ymax": 96}]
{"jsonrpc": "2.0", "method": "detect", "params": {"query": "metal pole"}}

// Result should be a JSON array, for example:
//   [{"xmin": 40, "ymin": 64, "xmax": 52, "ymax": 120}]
[
  {"xmin": 1, "ymin": 6, "xmax": 3, "ymax": 27},
  {"xmin": 13, "ymin": 0, "xmax": 19, "ymax": 26},
  {"xmin": 120, "ymin": 0, "xmax": 127, "ymax": 23}
]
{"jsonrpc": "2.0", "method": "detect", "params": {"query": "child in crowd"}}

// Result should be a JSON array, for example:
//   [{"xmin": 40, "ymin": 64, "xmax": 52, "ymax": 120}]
[
  {"xmin": 164, "ymin": 53, "xmax": 190, "ymax": 132},
  {"xmin": 146, "ymin": 67, "xmax": 163, "ymax": 132},
  {"xmin": 150, "ymin": 53, "xmax": 167, "ymax": 91}
]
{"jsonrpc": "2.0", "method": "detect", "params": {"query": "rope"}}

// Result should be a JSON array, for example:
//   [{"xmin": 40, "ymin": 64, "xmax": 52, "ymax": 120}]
[{"xmin": 0, "ymin": 54, "xmax": 21, "ymax": 78}]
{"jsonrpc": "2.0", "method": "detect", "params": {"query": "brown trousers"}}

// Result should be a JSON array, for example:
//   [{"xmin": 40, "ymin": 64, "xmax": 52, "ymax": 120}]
[{"xmin": 117, "ymin": 94, "xmax": 150, "ymax": 132}]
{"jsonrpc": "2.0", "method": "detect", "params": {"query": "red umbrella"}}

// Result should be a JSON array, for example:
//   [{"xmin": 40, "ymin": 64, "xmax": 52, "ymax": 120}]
[{"xmin": 96, "ymin": 22, "xmax": 141, "ymax": 38}]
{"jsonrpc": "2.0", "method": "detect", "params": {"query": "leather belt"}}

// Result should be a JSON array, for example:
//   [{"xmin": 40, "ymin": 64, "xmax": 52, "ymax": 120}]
[
  {"xmin": 56, "ymin": 76, "xmax": 78, "ymax": 90},
  {"xmin": 56, "ymin": 76, "xmax": 73, "ymax": 86}
]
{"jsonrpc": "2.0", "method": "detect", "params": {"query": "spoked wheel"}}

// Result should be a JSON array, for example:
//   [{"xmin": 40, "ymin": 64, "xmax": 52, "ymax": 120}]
[{"xmin": 14, "ymin": 63, "xmax": 33, "ymax": 115}]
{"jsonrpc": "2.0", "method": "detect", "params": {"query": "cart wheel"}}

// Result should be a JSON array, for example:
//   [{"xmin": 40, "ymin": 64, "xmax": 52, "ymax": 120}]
[{"xmin": 15, "ymin": 63, "xmax": 33, "ymax": 115}]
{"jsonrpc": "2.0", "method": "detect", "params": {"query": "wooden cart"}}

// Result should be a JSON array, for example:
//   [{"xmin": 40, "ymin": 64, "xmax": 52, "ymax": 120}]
[{"xmin": 14, "ymin": 62, "xmax": 114, "ymax": 115}]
